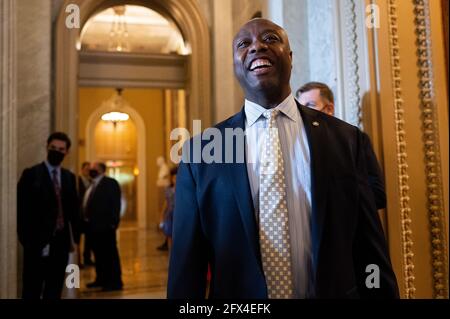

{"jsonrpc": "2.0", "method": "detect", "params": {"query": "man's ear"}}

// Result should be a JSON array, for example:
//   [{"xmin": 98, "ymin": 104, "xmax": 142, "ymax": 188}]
[{"xmin": 325, "ymin": 103, "xmax": 335, "ymax": 116}]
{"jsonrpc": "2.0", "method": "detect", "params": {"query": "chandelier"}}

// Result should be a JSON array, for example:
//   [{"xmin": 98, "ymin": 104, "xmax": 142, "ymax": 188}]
[
  {"xmin": 101, "ymin": 88, "xmax": 130, "ymax": 126},
  {"xmin": 108, "ymin": 6, "xmax": 130, "ymax": 52}
]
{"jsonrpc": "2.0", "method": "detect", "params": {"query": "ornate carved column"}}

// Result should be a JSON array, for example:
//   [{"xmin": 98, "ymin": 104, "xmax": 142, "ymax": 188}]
[
  {"xmin": 386, "ymin": 0, "xmax": 416, "ymax": 298},
  {"xmin": 376, "ymin": 0, "xmax": 448, "ymax": 298},
  {"xmin": 412, "ymin": 0, "xmax": 448, "ymax": 299},
  {"xmin": 0, "ymin": 0, "xmax": 18, "ymax": 299}
]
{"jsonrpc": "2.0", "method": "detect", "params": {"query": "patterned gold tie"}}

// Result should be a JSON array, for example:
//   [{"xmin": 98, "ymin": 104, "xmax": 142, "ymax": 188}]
[{"xmin": 259, "ymin": 109, "xmax": 293, "ymax": 299}]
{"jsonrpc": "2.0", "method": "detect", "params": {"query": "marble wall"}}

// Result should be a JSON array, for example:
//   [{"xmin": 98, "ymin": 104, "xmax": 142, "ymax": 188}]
[
  {"xmin": 0, "ymin": 0, "xmax": 18, "ymax": 299},
  {"xmin": 273, "ymin": 0, "xmax": 310, "ymax": 95},
  {"xmin": 17, "ymin": 0, "xmax": 52, "ymax": 174},
  {"xmin": 306, "ymin": 0, "xmax": 337, "ymax": 103}
]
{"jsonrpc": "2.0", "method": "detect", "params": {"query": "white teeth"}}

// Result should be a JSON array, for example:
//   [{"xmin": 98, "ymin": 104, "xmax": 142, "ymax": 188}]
[{"xmin": 250, "ymin": 59, "xmax": 272, "ymax": 71}]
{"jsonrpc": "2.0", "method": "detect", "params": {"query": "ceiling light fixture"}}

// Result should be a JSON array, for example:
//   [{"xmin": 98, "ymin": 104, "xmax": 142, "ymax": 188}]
[{"xmin": 108, "ymin": 6, "xmax": 130, "ymax": 52}]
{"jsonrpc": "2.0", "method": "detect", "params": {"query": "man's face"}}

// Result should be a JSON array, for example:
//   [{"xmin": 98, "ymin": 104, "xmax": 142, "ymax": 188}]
[
  {"xmin": 297, "ymin": 89, "xmax": 334, "ymax": 116},
  {"xmin": 91, "ymin": 163, "xmax": 101, "ymax": 173},
  {"xmin": 89, "ymin": 163, "xmax": 101, "ymax": 179},
  {"xmin": 82, "ymin": 164, "xmax": 90, "ymax": 176},
  {"xmin": 47, "ymin": 139, "xmax": 68, "ymax": 155},
  {"xmin": 233, "ymin": 19, "xmax": 292, "ymax": 99}
]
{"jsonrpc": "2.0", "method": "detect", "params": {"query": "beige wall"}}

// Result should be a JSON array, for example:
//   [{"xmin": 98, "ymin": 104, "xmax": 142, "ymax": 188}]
[{"xmin": 79, "ymin": 87, "xmax": 165, "ymax": 227}]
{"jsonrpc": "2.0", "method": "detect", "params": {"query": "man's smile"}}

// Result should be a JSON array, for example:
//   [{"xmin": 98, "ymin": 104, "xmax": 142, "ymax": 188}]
[{"xmin": 248, "ymin": 58, "xmax": 274, "ymax": 75}]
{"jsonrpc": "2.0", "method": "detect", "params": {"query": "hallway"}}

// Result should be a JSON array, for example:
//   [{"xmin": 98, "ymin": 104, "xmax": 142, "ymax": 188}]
[{"xmin": 79, "ymin": 223, "xmax": 169, "ymax": 299}]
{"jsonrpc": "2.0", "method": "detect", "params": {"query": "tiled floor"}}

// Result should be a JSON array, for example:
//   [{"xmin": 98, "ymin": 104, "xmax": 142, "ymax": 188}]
[{"xmin": 76, "ymin": 222, "xmax": 169, "ymax": 299}]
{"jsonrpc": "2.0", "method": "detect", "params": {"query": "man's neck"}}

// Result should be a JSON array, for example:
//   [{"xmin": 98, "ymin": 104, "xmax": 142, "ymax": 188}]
[
  {"xmin": 45, "ymin": 160, "xmax": 61, "ymax": 170},
  {"xmin": 245, "ymin": 89, "xmax": 292, "ymax": 109}
]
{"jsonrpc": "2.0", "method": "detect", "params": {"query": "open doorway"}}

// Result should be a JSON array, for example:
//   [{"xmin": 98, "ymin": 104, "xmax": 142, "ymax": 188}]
[{"xmin": 72, "ymin": 4, "xmax": 192, "ymax": 298}]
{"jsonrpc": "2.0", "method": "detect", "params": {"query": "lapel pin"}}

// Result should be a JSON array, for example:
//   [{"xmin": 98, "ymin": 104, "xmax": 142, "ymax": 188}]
[{"xmin": 312, "ymin": 121, "xmax": 320, "ymax": 127}]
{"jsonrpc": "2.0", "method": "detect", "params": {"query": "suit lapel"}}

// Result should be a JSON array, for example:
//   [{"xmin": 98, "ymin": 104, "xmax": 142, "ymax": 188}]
[
  {"xmin": 297, "ymin": 103, "xmax": 330, "ymax": 273},
  {"xmin": 225, "ymin": 108, "xmax": 262, "ymax": 266}
]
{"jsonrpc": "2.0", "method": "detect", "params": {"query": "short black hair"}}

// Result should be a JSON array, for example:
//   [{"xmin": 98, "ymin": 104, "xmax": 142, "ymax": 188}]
[
  {"xmin": 296, "ymin": 81, "xmax": 334, "ymax": 104},
  {"xmin": 97, "ymin": 162, "xmax": 107, "ymax": 173},
  {"xmin": 81, "ymin": 161, "xmax": 90, "ymax": 169},
  {"xmin": 47, "ymin": 132, "xmax": 71, "ymax": 150}
]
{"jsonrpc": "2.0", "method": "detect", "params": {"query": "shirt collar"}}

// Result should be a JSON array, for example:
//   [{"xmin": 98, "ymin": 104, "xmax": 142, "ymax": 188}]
[
  {"xmin": 244, "ymin": 93, "xmax": 298, "ymax": 127},
  {"xmin": 45, "ymin": 161, "xmax": 61, "ymax": 175},
  {"xmin": 93, "ymin": 174, "xmax": 104, "ymax": 185}
]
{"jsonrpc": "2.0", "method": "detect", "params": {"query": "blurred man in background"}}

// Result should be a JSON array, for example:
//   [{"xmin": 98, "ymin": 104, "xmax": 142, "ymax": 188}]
[
  {"xmin": 296, "ymin": 82, "xmax": 386, "ymax": 209},
  {"xmin": 17, "ymin": 132, "xmax": 79, "ymax": 299},
  {"xmin": 83, "ymin": 162, "xmax": 123, "ymax": 291}
]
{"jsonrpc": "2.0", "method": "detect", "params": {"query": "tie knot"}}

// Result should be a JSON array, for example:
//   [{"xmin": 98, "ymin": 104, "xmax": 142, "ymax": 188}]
[
  {"xmin": 263, "ymin": 109, "xmax": 279, "ymax": 119},
  {"xmin": 52, "ymin": 169, "xmax": 58, "ymax": 177},
  {"xmin": 263, "ymin": 109, "xmax": 279, "ymax": 127}
]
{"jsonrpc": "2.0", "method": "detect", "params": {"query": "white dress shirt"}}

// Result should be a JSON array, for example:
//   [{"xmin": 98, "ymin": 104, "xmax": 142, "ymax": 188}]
[
  {"xmin": 82, "ymin": 174, "xmax": 104, "ymax": 219},
  {"xmin": 244, "ymin": 94, "xmax": 313, "ymax": 298}
]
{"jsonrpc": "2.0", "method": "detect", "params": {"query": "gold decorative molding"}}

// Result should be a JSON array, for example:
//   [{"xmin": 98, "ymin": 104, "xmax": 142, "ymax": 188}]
[
  {"xmin": 344, "ymin": 0, "xmax": 362, "ymax": 128},
  {"xmin": 412, "ymin": 0, "xmax": 449, "ymax": 299},
  {"xmin": 387, "ymin": 0, "xmax": 416, "ymax": 298}
]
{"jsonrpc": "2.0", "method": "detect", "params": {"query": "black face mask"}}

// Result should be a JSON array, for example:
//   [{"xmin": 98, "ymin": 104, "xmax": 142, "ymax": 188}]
[
  {"xmin": 89, "ymin": 169, "xmax": 99, "ymax": 179},
  {"xmin": 47, "ymin": 150, "xmax": 65, "ymax": 166}
]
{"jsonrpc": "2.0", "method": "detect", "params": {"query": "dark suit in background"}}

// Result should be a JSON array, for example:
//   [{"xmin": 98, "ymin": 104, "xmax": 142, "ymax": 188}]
[
  {"xmin": 362, "ymin": 132, "xmax": 387, "ymax": 210},
  {"xmin": 17, "ymin": 162, "xmax": 79, "ymax": 299},
  {"xmin": 78, "ymin": 175, "xmax": 93, "ymax": 264},
  {"xmin": 85, "ymin": 175, "xmax": 123, "ymax": 289}
]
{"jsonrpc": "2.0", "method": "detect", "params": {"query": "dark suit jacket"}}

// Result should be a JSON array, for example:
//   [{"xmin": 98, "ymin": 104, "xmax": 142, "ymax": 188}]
[
  {"xmin": 77, "ymin": 176, "xmax": 89, "ymax": 233},
  {"xmin": 362, "ymin": 133, "xmax": 387, "ymax": 209},
  {"xmin": 85, "ymin": 176, "xmax": 121, "ymax": 233},
  {"xmin": 78, "ymin": 176, "xmax": 89, "ymax": 201},
  {"xmin": 17, "ymin": 162, "xmax": 79, "ymax": 252},
  {"xmin": 167, "ymin": 103, "xmax": 399, "ymax": 299}
]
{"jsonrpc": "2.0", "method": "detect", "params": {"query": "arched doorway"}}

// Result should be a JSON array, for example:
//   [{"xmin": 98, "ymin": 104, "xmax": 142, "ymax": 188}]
[
  {"xmin": 85, "ymin": 97, "xmax": 147, "ymax": 228},
  {"xmin": 55, "ymin": 0, "xmax": 211, "ymax": 171}
]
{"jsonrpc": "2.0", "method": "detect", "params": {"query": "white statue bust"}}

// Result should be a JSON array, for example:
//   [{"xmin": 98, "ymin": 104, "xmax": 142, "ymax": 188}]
[{"xmin": 156, "ymin": 156, "xmax": 170, "ymax": 187}]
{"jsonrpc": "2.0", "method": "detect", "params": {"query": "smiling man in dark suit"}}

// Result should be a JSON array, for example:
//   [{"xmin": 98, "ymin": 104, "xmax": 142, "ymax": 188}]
[
  {"xmin": 17, "ymin": 132, "xmax": 79, "ymax": 299},
  {"xmin": 168, "ymin": 18, "xmax": 399, "ymax": 299}
]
